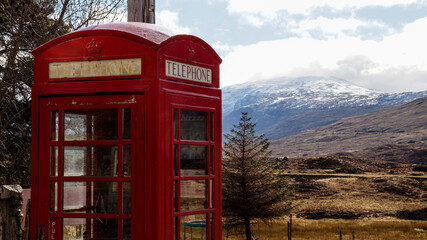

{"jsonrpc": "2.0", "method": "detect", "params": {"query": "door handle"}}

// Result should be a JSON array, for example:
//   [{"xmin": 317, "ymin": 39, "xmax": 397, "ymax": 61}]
[{"xmin": 37, "ymin": 225, "xmax": 45, "ymax": 240}]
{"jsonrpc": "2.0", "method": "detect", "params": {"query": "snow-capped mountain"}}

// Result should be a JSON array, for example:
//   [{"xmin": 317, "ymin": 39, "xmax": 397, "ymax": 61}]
[{"xmin": 222, "ymin": 76, "xmax": 427, "ymax": 140}]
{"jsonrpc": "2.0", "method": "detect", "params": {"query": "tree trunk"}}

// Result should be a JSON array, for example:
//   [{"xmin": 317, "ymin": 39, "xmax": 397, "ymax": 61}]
[{"xmin": 244, "ymin": 217, "xmax": 252, "ymax": 240}]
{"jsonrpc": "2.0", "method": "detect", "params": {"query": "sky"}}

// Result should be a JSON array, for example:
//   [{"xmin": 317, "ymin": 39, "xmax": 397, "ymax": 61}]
[{"xmin": 151, "ymin": 0, "xmax": 427, "ymax": 93}]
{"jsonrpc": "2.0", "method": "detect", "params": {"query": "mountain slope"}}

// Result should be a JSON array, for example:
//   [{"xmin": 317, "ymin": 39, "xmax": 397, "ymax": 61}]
[
  {"xmin": 270, "ymin": 97, "xmax": 427, "ymax": 163},
  {"xmin": 223, "ymin": 76, "xmax": 427, "ymax": 140}
]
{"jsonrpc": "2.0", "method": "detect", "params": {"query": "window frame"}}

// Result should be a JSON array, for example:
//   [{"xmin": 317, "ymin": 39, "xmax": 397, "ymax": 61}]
[
  {"xmin": 44, "ymin": 98, "xmax": 137, "ymax": 240},
  {"xmin": 172, "ymin": 106, "xmax": 216, "ymax": 240}
]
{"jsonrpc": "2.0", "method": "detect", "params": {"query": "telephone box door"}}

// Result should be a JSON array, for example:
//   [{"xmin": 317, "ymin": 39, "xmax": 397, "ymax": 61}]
[
  {"xmin": 37, "ymin": 94, "xmax": 143, "ymax": 240},
  {"xmin": 168, "ymin": 93, "xmax": 222, "ymax": 240}
]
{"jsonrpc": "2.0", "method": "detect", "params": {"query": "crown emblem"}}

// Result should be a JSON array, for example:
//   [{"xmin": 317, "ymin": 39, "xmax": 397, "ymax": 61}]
[
  {"xmin": 187, "ymin": 46, "xmax": 196, "ymax": 58},
  {"xmin": 86, "ymin": 39, "xmax": 103, "ymax": 54}
]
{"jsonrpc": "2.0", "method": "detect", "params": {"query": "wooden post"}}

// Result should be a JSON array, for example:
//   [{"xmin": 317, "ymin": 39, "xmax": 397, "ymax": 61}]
[
  {"xmin": 290, "ymin": 214, "xmax": 292, "ymax": 240},
  {"xmin": 339, "ymin": 229, "xmax": 342, "ymax": 240},
  {"xmin": 353, "ymin": 230, "xmax": 355, "ymax": 240},
  {"xmin": 0, "ymin": 185, "xmax": 23, "ymax": 240},
  {"xmin": 127, "ymin": 0, "xmax": 155, "ymax": 23}
]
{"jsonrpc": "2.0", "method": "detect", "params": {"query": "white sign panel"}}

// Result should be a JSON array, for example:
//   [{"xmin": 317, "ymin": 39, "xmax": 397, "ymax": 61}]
[
  {"xmin": 165, "ymin": 60, "xmax": 212, "ymax": 84},
  {"xmin": 49, "ymin": 58, "xmax": 141, "ymax": 79}
]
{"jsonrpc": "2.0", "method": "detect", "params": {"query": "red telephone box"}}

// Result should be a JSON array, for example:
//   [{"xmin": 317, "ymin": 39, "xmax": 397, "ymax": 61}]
[{"xmin": 31, "ymin": 23, "xmax": 222, "ymax": 240}]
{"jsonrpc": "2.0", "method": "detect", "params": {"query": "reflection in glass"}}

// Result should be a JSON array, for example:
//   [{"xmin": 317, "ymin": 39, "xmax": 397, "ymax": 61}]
[
  {"xmin": 63, "ymin": 218, "xmax": 118, "ymax": 240},
  {"xmin": 210, "ymin": 145, "xmax": 214, "ymax": 175},
  {"xmin": 123, "ymin": 108, "xmax": 131, "ymax": 140},
  {"xmin": 180, "ymin": 145, "xmax": 206, "ymax": 175},
  {"xmin": 210, "ymin": 214, "xmax": 214, "ymax": 240},
  {"xmin": 49, "ymin": 182, "xmax": 57, "ymax": 212},
  {"xmin": 180, "ymin": 180, "xmax": 206, "ymax": 211},
  {"xmin": 123, "ymin": 182, "xmax": 131, "ymax": 215},
  {"xmin": 210, "ymin": 112, "xmax": 214, "ymax": 141},
  {"xmin": 123, "ymin": 145, "xmax": 131, "ymax": 177},
  {"xmin": 63, "ymin": 145, "xmax": 118, "ymax": 176},
  {"xmin": 181, "ymin": 214, "xmax": 206, "ymax": 240},
  {"xmin": 50, "ymin": 146, "xmax": 58, "ymax": 176},
  {"xmin": 210, "ymin": 180, "xmax": 214, "ymax": 209},
  {"xmin": 173, "ymin": 217, "xmax": 177, "ymax": 240},
  {"xmin": 180, "ymin": 110, "xmax": 207, "ymax": 140},
  {"xmin": 63, "ymin": 182, "xmax": 118, "ymax": 214},
  {"xmin": 173, "ymin": 145, "xmax": 178, "ymax": 176},
  {"xmin": 123, "ymin": 219, "xmax": 131, "ymax": 240},
  {"xmin": 51, "ymin": 110, "xmax": 58, "ymax": 141},
  {"xmin": 64, "ymin": 109, "xmax": 118, "ymax": 141},
  {"xmin": 173, "ymin": 109, "xmax": 178, "ymax": 140},
  {"xmin": 64, "ymin": 111, "xmax": 87, "ymax": 141},
  {"xmin": 173, "ymin": 181, "xmax": 178, "ymax": 212},
  {"xmin": 63, "ymin": 146, "xmax": 86, "ymax": 176}
]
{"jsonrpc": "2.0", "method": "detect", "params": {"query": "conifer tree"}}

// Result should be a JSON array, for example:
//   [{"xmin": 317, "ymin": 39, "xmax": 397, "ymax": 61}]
[{"xmin": 223, "ymin": 112, "xmax": 294, "ymax": 240}]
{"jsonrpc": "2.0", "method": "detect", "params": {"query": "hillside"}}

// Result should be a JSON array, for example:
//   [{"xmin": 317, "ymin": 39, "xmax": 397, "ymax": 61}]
[
  {"xmin": 223, "ymin": 76, "xmax": 427, "ymax": 140},
  {"xmin": 270, "ymin": 97, "xmax": 427, "ymax": 164},
  {"xmin": 281, "ymin": 155, "xmax": 426, "ymax": 220}
]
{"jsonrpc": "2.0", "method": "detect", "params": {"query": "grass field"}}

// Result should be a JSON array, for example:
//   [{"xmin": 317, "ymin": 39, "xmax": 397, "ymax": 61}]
[{"xmin": 222, "ymin": 218, "xmax": 427, "ymax": 240}]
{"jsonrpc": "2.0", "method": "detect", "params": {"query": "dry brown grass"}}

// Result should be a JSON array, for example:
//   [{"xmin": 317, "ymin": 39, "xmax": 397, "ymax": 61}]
[
  {"xmin": 223, "ymin": 219, "xmax": 427, "ymax": 240},
  {"xmin": 292, "ymin": 176, "xmax": 426, "ymax": 219}
]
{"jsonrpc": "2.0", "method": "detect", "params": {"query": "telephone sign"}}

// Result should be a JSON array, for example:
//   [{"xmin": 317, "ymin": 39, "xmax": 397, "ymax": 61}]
[{"xmin": 165, "ymin": 60, "xmax": 212, "ymax": 84}]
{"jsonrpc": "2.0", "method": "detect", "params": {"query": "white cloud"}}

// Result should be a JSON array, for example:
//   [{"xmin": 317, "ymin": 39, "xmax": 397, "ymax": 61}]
[
  {"xmin": 245, "ymin": 15, "xmax": 264, "ymax": 28},
  {"xmin": 212, "ymin": 41, "xmax": 232, "ymax": 53},
  {"xmin": 299, "ymin": 17, "xmax": 363, "ymax": 33},
  {"xmin": 225, "ymin": 0, "xmax": 427, "ymax": 28},
  {"xmin": 220, "ymin": 16, "xmax": 427, "ymax": 92},
  {"xmin": 227, "ymin": 0, "xmax": 425, "ymax": 15},
  {"xmin": 208, "ymin": 0, "xmax": 227, "ymax": 4},
  {"xmin": 295, "ymin": 17, "xmax": 390, "ymax": 38},
  {"xmin": 156, "ymin": 10, "xmax": 191, "ymax": 34}
]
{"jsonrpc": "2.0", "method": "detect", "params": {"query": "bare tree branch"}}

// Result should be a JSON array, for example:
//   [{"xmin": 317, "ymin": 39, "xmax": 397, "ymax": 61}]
[{"xmin": 0, "ymin": 0, "xmax": 125, "ymax": 187}]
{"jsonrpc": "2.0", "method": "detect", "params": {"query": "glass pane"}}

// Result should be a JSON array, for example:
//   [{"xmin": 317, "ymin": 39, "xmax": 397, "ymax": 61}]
[
  {"xmin": 173, "ymin": 145, "xmax": 178, "ymax": 176},
  {"xmin": 210, "ymin": 214, "xmax": 214, "ymax": 240},
  {"xmin": 123, "ymin": 219, "xmax": 131, "ymax": 240},
  {"xmin": 180, "ymin": 145, "xmax": 207, "ymax": 176},
  {"xmin": 49, "ymin": 182, "xmax": 57, "ymax": 212},
  {"xmin": 64, "ymin": 146, "xmax": 118, "ymax": 177},
  {"xmin": 50, "ymin": 146, "xmax": 58, "ymax": 176},
  {"xmin": 123, "ymin": 182, "xmax": 131, "ymax": 215},
  {"xmin": 210, "ymin": 112, "xmax": 214, "ymax": 141},
  {"xmin": 210, "ymin": 145, "xmax": 214, "ymax": 175},
  {"xmin": 173, "ymin": 108, "xmax": 178, "ymax": 140},
  {"xmin": 180, "ymin": 180, "xmax": 206, "ymax": 211},
  {"xmin": 123, "ymin": 108, "xmax": 131, "ymax": 140},
  {"xmin": 180, "ymin": 110, "xmax": 207, "ymax": 140},
  {"xmin": 64, "ymin": 109, "xmax": 118, "ymax": 141},
  {"xmin": 173, "ymin": 217, "xmax": 178, "ymax": 240},
  {"xmin": 123, "ymin": 145, "xmax": 131, "ymax": 177},
  {"xmin": 64, "ymin": 111, "xmax": 88, "ymax": 141},
  {"xmin": 51, "ymin": 110, "xmax": 58, "ymax": 141},
  {"xmin": 173, "ymin": 181, "xmax": 178, "ymax": 212},
  {"xmin": 63, "ymin": 182, "xmax": 118, "ymax": 214},
  {"xmin": 181, "ymin": 214, "xmax": 206, "ymax": 240},
  {"xmin": 210, "ymin": 180, "xmax": 214, "ymax": 209},
  {"xmin": 64, "ymin": 146, "xmax": 87, "ymax": 176},
  {"xmin": 63, "ymin": 218, "xmax": 118, "ymax": 240}
]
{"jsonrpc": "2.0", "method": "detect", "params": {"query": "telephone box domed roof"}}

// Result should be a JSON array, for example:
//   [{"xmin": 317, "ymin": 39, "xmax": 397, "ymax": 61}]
[
  {"xmin": 76, "ymin": 22, "xmax": 173, "ymax": 45},
  {"xmin": 33, "ymin": 22, "xmax": 221, "ymax": 63}
]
